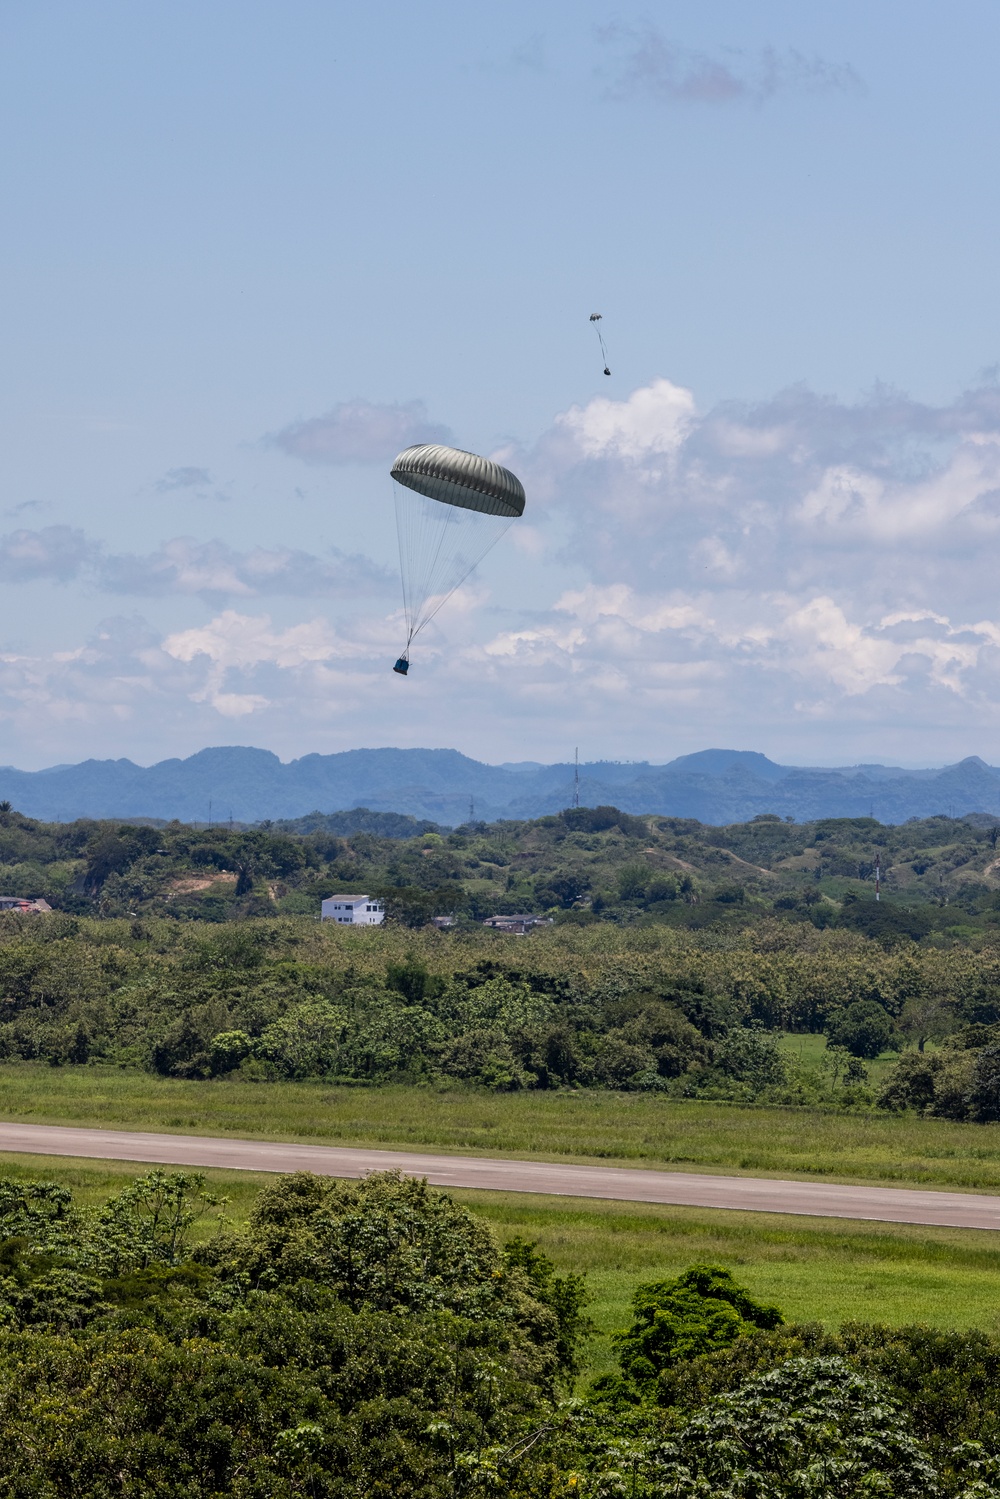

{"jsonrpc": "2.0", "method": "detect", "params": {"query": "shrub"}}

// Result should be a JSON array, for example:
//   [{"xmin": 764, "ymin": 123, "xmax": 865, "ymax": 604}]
[
  {"xmin": 710, "ymin": 1028, "xmax": 788, "ymax": 1091},
  {"xmin": 826, "ymin": 1000, "xmax": 899, "ymax": 1059},
  {"xmin": 610, "ymin": 1265, "xmax": 782, "ymax": 1384}
]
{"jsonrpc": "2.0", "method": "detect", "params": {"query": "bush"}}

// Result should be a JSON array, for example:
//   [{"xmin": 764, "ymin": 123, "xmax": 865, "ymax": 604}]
[
  {"xmin": 877, "ymin": 1051, "xmax": 942, "ymax": 1112},
  {"xmin": 826, "ymin": 1000, "xmax": 898, "ymax": 1059},
  {"xmin": 666, "ymin": 1356, "xmax": 939, "ymax": 1497},
  {"xmin": 966, "ymin": 1044, "xmax": 1000, "ymax": 1122},
  {"xmin": 609, "ymin": 1265, "xmax": 783, "ymax": 1386},
  {"xmin": 710, "ymin": 1028, "xmax": 788, "ymax": 1091}
]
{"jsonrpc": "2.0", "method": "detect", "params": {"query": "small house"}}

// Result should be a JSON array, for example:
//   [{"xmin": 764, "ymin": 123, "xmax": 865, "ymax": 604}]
[{"xmin": 321, "ymin": 894, "xmax": 384, "ymax": 926}]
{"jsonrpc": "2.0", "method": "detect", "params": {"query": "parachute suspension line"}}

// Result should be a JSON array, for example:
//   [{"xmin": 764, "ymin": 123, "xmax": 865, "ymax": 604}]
[
  {"xmin": 393, "ymin": 487, "xmax": 513, "ymax": 653},
  {"xmin": 415, "ymin": 512, "xmax": 514, "ymax": 638},
  {"xmin": 395, "ymin": 492, "xmax": 414, "ymax": 655},
  {"xmin": 395, "ymin": 486, "xmax": 453, "ymax": 652},
  {"xmin": 589, "ymin": 312, "xmax": 610, "ymax": 376}
]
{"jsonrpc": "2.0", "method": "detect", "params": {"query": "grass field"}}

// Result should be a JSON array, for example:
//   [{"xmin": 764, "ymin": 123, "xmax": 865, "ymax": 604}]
[
  {"xmin": 0, "ymin": 1150, "xmax": 998, "ymax": 1380},
  {"xmin": 777, "ymin": 1030, "xmax": 902, "ymax": 1091},
  {"xmin": 2, "ymin": 1063, "xmax": 1000, "ymax": 1191}
]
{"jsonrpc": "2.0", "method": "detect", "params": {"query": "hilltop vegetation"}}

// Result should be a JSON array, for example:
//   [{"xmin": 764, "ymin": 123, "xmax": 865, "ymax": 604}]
[{"xmin": 4, "ymin": 800, "xmax": 1000, "ymax": 939}]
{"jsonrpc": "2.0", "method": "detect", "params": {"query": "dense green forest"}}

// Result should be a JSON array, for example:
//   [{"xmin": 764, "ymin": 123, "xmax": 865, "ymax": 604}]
[
  {"xmin": 0, "ymin": 1164, "xmax": 997, "ymax": 1496},
  {"xmin": 1, "ymin": 809, "xmax": 1000, "ymax": 1490},
  {"xmin": 0, "ymin": 802, "xmax": 998, "ymax": 1114},
  {"xmin": 5, "ymin": 800, "xmax": 1000, "ymax": 937},
  {"xmin": 0, "ymin": 907, "xmax": 993, "ymax": 1117}
]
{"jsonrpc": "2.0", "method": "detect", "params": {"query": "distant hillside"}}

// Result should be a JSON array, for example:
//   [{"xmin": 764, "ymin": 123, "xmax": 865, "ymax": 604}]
[
  {"xmin": 1, "ymin": 745, "xmax": 1000, "ymax": 824},
  {"xmin": 4, "ymin": 798, "xmax": 1000, "ymax": 937}
]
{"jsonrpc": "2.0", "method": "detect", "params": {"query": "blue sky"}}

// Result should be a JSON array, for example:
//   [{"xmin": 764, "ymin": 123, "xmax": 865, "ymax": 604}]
[{"xmin": 2, "ymin": 0, "xmax": 1000, "ymax": 767}]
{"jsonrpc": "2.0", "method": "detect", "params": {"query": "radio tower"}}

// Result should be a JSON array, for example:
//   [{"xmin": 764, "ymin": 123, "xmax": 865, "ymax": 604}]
[
  {"xmin": 874, "ymin": 851, "xmax": 881, "ymax": 902},
  {"xmin": 574, "ymin": 748, "xmax": 580, "ymax": 809}
]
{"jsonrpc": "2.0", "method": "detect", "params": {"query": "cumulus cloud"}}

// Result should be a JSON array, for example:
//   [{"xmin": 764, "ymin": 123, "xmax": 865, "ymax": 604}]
[
  {"xmin": 519, "ymin": 375, "xmax": 1000, "ymax": 602},
  {"xmin": 0, "ymin": 608, "xmax": 397, "ymax": 754},
  {"xmin": 271, "ymin": 398, "xmax": 452, "ymax": 465},
  {"xmin": 600, "ymin": 26, "xmax": 864, "ymax": 105},
  {"xmin": 0, "ymin": 530, "xmax": 390, "ymax": 602},
  {"xmin": 468, "ymin": 583, "xmax": 1000, "ymax": 729},
  {"xmin": 476, "ymin": 372, "xmax": 1000, "ymax": 743},
  {"xmin": 556, "ymin": 378, "xmax": 694, "ymax": 461},
  {"xmin": 163, "ymin": 611, "xmax": 345, "ymax": 716},
  {"xmin": 9, "ymin": 375, "xmax": 1000, "ymax": 767}
]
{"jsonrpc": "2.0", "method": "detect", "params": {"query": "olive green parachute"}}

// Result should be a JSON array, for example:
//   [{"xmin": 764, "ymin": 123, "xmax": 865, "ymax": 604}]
[{"xmin": 390, "ymin": 443, "xmax": 526, "ymax": 671}]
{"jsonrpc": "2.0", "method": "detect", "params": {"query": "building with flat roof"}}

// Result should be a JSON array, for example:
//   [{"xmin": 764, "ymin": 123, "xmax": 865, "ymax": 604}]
[
  {"xmin": 321, "ymin": 894, "xmax": 384, "ymax": 926},
  {"xmin": 482, "ymin": 913, "xmax": 553, "ymax": 935}
]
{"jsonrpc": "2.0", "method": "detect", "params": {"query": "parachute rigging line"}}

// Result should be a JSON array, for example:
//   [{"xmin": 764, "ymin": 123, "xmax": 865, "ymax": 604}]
[{"xmin": 590, "ymin": 312, "xmax": 611, "ymax": 376}]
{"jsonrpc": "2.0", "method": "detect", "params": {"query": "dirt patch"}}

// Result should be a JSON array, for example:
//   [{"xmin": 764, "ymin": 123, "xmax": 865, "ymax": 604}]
[
  {"xmin": 715, "ymin": 849, "xmax": 776, "ymax": 879},
  {"xmin": 775, "ymin": 849, "xmax": 822, "ymax": 872},
  {"xmin": 167, "ymin": 872, "xmax": 237, "ymax": 895}
]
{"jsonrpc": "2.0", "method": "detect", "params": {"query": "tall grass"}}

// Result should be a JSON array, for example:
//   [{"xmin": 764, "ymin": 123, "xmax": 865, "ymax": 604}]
[{"xmin": 3, "ymin": 1064, "xmax": 1000, "ymax": 1190}]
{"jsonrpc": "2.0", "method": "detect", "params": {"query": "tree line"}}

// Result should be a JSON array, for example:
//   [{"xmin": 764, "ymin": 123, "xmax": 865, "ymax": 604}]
[{"xmin": 0, "ymin": 913, "xmax": 995, "ymax": 1112}]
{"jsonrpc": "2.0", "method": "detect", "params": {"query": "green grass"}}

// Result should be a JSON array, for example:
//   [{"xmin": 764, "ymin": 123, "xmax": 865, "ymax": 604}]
[
  {"xmin": 0, "ymin": 1151, "xmax": 998, "ymax": 1381},
  {"xmin": 3, "ymin": 1063, "xmax": 1000, "ymax": 1192},
  {"xmin": 458, "ymin": 1192, "xmax": 1000, "ymax": 1376},
  {"xmin": 777, "ymin": 1030, "xmax": 901, "ymax": 1091}
]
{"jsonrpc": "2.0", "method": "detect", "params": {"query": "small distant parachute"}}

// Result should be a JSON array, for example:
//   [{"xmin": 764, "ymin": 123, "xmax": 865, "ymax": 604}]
[
  {"xmin": 389, "ymin": 443, "xmax": 526, "ymax": 675},
  {"xmin": 590, "ymin": 313, "xmax": 611, "ymax": 376}
]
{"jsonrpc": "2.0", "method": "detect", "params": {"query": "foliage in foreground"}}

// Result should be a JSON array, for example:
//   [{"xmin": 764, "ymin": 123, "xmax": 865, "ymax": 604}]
[{"xmin": 0, "ymin": 1169, "xmax": 1000, "ymax": 1495}]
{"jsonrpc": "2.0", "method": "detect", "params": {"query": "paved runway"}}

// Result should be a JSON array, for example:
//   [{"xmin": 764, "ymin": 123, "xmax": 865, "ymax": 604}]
[{"xmin": 0, "ymin": 1120, "xmax": 999, "ymax": 1229}]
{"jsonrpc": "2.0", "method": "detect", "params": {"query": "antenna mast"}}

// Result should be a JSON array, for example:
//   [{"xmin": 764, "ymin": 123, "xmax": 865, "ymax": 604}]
[
  {"xmin": 469, "ymin": 794, "xmax": 475, "ymax": 823},
  {"xmin": 874, "ymin": 851, "xmax": 881, "ymax": 902},
  {"xmin": 574, "ymin": 748, "xmax": 580, "ymax": 809}
]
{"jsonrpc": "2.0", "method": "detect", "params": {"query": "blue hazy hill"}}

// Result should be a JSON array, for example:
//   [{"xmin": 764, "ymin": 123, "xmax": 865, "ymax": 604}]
[{"xmin": 1, "ymin": 745, "xmax": 999, "ymax": 825}]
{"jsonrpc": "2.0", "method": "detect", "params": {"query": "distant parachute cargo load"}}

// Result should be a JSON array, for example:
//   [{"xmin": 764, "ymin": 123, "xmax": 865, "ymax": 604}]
[
  {"xmin": 389, "ymin": 443, "xmax": 526, "ymax": 675},
  {"xmin": 590, "ymin": 313, "xmax": 611, "ymax": 376}
]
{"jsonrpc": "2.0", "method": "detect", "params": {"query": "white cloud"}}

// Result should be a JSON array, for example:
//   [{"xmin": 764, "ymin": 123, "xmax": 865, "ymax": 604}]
[
  {"xmin": 555, "ymin": 378, "xmax": 695, "ymax": 461},
  {"xmin": 163, "ymin": 611, "xmax": 345, "ymax": 715},
  {"xmin": 164, "ymin": 611, "xmax": 340, "ymax": 671},
  {"xmin": 7, "ymin": 375, "xmax": 1000, "ymax": 768}
]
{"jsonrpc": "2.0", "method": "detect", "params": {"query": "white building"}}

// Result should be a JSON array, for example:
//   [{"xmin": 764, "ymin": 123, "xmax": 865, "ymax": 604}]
[{"xmin": 321, "ymin": 894, "xmax": 385, "ymax": 926}]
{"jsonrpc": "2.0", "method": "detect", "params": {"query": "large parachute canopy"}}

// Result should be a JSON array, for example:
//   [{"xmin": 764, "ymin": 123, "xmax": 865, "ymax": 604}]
[{"xmin": 390, "ymin": 443, "xmax": 525, "ymax": 670}]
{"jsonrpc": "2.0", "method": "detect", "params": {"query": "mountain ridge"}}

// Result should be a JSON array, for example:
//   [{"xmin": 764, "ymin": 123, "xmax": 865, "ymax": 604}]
[{"xmin": 0, "ymin": 745, "xmax": 998, "ymax": 825}]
